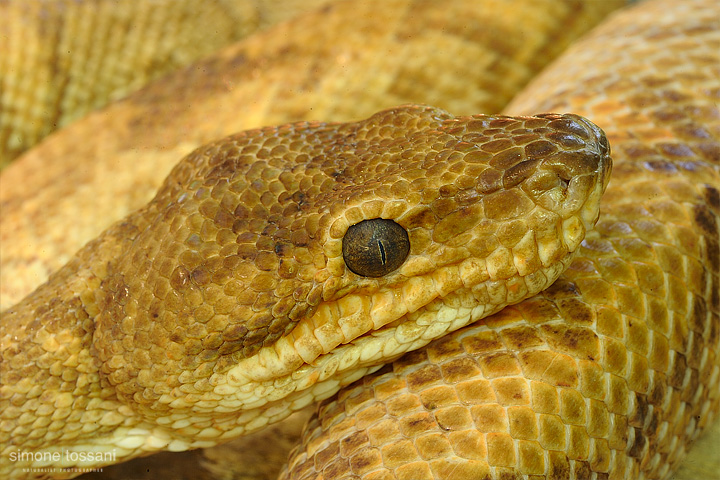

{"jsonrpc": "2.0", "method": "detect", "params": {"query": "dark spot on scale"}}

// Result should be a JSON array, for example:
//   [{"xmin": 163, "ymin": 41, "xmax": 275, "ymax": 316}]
[
  {"xmin": 630, "ymin": 393, "xmax": 649, "ymax": 428},
  {"xmin": 628, "ymin": 427, "xmax": 647, "ymax": 458},
  {"xmin": 229, "ymin": 53, "xmax": 247, "ymax": 69},
  {"xmin": 169, "ymin": 332, "xmax": 185, "ymax": 343},
  {"xmin": 206, "ymin": 162, "xmax": 236, "ymax": 181},
  {"xmin": 669, "ymin": 353, "xmax": 687, "ymax": 389},
  {"xmin": 292, "ymin": 191, "xmax": 307, "ymax": 205},
  {"xmin": 693, "ymin": 204, "xmax": 718, "ymax": 234},
  {"xmin": 313, "ymin": 442, "xmax": 340, "ymax": 471},
  {"xmin": 401, "ymin": 207, "xmax": 435, "ymax": 229},
  {"xmin": 548, "ymin": 451, "xmax": 571, "ymax": 478},
  {"xmin": 149, "ymin": 303, "xmax": 161, "ymax": 319},
  {"xmin": 274, "ymin": 243, "xmax": 290, "ymax": 256},
  {"xmin": 544, "ymin": 278, "xmax": 582, "ymax": 298},
  {"xmin": 503, "ymin": 159, "xmax": 540, "ymax": 188},
  {"xmin": 704, "ymin": 237, "xmax": 719, "ymax": 276},
  {"xmin": 659, "ymin": 142, "xmax": 695, "ymax": 158},
  {"xmin": 341, "ymin": 431, "xmax": 369, "ymax": 454},
  {"xmin": 349, "ymin": 450, "xmax": 375, "ymax": 471},
  {"xmin": 697, "ymin": 143, "xmax": 720, "ymax": 164},
  {"xmin": 406, "ymin": 365, "xmax": 442, "ymax": 391},
  {"xmin": 393, "ymin": 350, "xmax": 428, "ymax": 370},
  {"xmin": 674, "ymin": 123, "xmax": 712, "ymax": 140},
  {"xmin": 705, "ymin": 185, "xmax": 720, "ymax": 210},
  {"xmin": 660, "ymin": 89, "xmax": 690, "ymax": 102},
  {"xmin": 574, "ymin": 462, "xmax": 592, "ymax": 480},
  {"xmin": 191, "ymin": 267, "xmax": 211, "ymax": 286},
  {"xmin": 644, "ymin": 160, "xmax": 678, "ymax": 173}
]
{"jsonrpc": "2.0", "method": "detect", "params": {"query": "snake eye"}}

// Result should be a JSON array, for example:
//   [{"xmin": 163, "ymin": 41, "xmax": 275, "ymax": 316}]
[{"xmin": 342, "ymin": 218, "xmax": 410, "ymax": 277}]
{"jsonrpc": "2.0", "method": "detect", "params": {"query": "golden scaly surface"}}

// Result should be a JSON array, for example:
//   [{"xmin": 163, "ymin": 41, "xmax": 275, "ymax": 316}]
[
  {"xmin": 1, "ymin": 106, "xmax": 610, "ymax": 476},
  {"xmin": 0, "ymin": 0, "xmax": 624, "ymax": 310},
  {"xmin": 280, "ymin": 1, "xmax": 720, "ymax": 479},
  {"xmin": 0, "ymin": 0, "xmax": 334, "ymax": 165},
  {"xmin": 1, "ymin": 0, "xmax": 717, "ymax": 479}
]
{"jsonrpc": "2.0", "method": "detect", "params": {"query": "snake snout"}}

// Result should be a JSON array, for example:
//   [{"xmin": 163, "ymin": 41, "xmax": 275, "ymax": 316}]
[
  {"xmin": 540, "ymin": 113, "xmax": 612, "ymax": 189},
  {"xmin": 519, "ymin": 114, "xmax": 612, "ymax": 220}
]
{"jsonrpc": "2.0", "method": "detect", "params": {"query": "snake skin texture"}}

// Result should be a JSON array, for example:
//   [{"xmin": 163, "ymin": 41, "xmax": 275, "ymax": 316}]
[
  {"xmin": 0, "ymin": 106, "xmax": 609, "ymax": 477},
  {"xmin": 0, "ymin": 0, "xmax": 334, "ymax": 166},
  {"xmin": 0, "ymin": 0, "xmax": 718, "ymax": 479},
  {"xmin": 0, "ymin": 0, "xmax": 624, "ymax": 311},
  {"xmin": 279, "ymin": 1, "xmax": 720, "ymax": 479}
]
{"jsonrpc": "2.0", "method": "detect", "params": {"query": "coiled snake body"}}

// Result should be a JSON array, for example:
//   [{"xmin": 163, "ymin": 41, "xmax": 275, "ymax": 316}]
[{"xmin": 0, "ymin": 1, "xmax": 719, "ymax": 479}]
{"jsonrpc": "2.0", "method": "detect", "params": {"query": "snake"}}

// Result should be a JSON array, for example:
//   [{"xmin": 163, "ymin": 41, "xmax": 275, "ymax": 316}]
[
  {"xmin": 0, "ymin": 0, "xmax": 335, "ymax": 167},
  {"xmin": 279, "ymin": 2, "xmax": 720, "ymax": 479},
  {"xmin": 0, "ymin": 1, "xmax": 718, "ymax": 480}
]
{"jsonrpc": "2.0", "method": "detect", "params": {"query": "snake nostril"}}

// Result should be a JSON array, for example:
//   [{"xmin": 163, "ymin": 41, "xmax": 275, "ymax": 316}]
[{"xmin": 558, "ymin": 174, "xmax": 570, "ymax": 192}]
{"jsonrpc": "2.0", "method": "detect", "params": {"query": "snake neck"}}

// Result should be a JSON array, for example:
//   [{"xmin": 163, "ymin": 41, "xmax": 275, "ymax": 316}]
[{"xmin": 0, "ymin": 213, "xmax": 150, "ymax": 449}]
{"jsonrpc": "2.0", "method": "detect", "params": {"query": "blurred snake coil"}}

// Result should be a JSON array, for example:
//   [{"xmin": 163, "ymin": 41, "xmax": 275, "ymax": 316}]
[{"xmin": 0, "ymin": 1, "xmax": 718, "ymax": 480}]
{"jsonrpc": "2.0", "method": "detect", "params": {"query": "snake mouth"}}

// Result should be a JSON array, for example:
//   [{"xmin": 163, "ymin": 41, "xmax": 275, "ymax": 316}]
[{"xmin": 221, "ymin": 247, "xmax": 578, "ymax": 406}]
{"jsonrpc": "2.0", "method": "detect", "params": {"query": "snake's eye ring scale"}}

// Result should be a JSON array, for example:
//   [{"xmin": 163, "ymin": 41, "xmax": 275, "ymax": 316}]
[{"xmin": 341, "ymin": 218, "xmax": 410, "ymax": 277}]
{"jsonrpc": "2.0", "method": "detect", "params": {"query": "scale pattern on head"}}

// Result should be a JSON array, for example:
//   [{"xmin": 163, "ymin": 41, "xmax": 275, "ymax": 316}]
[{"xmin": 89, "ymin": 105, "xmax": 609, "ymax": 416}]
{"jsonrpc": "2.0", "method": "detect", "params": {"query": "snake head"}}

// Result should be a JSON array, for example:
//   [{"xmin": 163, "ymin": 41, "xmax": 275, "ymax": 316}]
[{"xmin": 92, "ymin": 105, "xmax": 611, "ymax": 436}]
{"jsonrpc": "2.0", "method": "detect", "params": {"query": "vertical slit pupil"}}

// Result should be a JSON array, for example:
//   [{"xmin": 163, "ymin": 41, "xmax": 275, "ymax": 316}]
[{"xmin": 342, "ymin": 218, "xmax": 410, "ymax": 277}]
